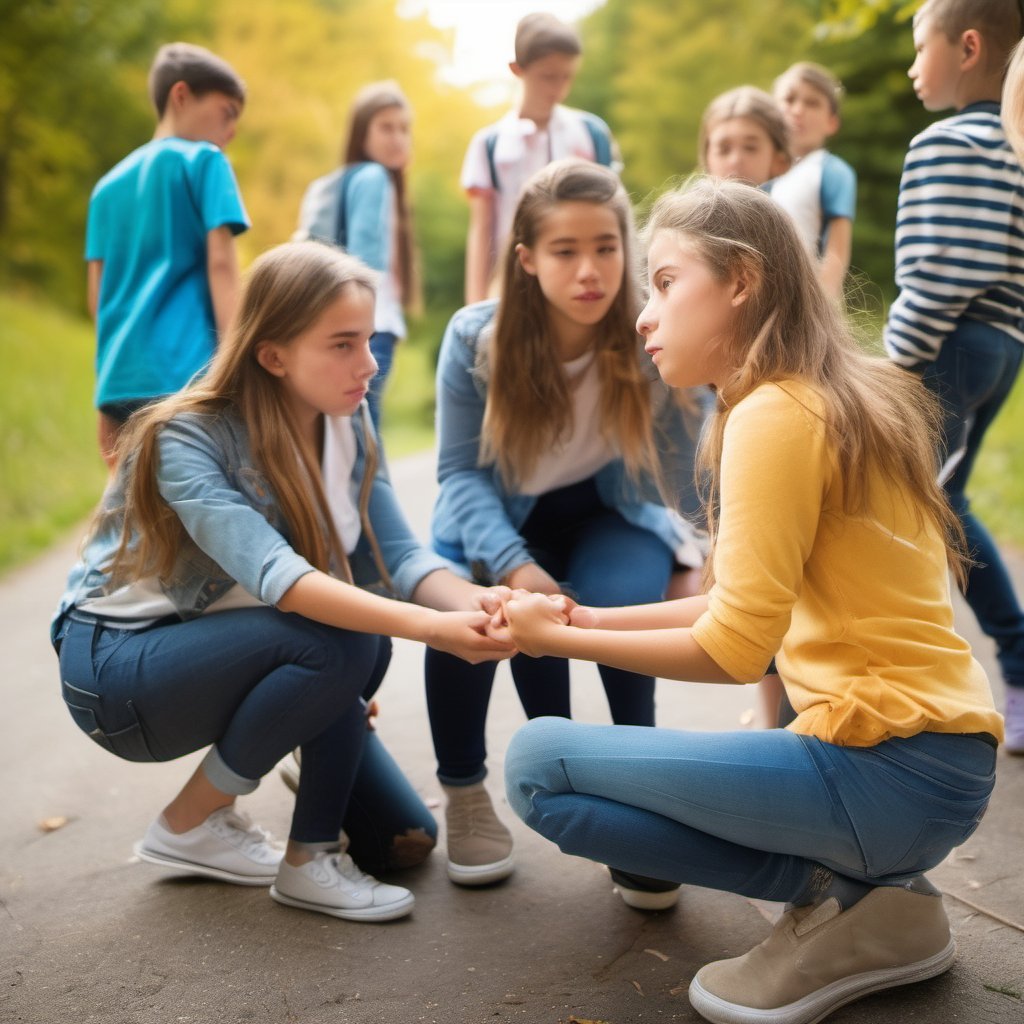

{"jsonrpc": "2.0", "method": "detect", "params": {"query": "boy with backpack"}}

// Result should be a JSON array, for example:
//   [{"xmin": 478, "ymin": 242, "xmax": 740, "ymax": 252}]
[{"xmin": 460, "ymin": 12, "xmax": 619, "ymax": 303}]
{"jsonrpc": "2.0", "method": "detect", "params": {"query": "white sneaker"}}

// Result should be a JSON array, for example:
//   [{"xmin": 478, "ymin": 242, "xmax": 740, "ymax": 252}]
[
  {"xmin": 1005, "ymin": 687, "xmax": 1024, "ymax": 755},
  {"xmin": 271, "ymin": 851, "xmax": 414, "ymax": 922},
  {"xmin": 133, "ymin": 806, "xmax": 283, "ymax": 886},
  {"xmin": 610, "ymin": 868, "xmax": 681, "ymax": 910}
]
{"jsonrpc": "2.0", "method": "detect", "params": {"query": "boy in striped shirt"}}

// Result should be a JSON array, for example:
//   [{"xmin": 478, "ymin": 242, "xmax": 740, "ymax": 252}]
[{"xmin": 885, "ymin": 0, "xmax": 1024, "ymax": 751}]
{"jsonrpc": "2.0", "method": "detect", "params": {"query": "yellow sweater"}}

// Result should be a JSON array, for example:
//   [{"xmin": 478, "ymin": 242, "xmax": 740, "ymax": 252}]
[{"xmin": 690, "ymin": 380, "xmax": 1003, "ymax": 747}]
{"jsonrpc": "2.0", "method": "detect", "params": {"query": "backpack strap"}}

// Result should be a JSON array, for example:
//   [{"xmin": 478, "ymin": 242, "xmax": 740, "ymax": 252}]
[
  {"xmin": 484, "ymin": 130, "xmax": 500, "ymax": 190},
  {"xmin": 579, "ymin": 112, "xmax": 613, "ymax": 167},
  {"xmin": 334, "ymin": 162, "xmax": 367, "ymax": 249}
]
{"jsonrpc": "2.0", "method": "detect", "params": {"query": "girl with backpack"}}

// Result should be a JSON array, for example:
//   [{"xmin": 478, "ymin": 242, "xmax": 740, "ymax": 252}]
[{"xmin": 295, "ymin": 81, "xmax": 416, "ymax": 427}]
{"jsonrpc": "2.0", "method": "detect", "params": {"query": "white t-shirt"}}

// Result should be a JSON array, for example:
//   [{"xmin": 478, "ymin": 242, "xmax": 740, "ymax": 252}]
[
  {"xmin": 517, "ymin": 350, "xmax": 616, "ymax": 496},
  {"xmin": 768, "ymin": 149, "xmax": 856, "ymax": 257},
  {"xmin": 461, "ymin": 106, "xmax": 602, "ymax": 256}
]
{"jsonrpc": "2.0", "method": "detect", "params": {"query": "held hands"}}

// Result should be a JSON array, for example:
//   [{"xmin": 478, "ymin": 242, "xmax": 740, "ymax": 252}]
[{"xmin": 500, "ymin": 591, "xmax": 599, "ymax": 657}]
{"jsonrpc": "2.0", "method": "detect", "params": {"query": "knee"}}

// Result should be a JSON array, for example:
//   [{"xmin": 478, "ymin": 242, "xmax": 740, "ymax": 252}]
[{"xmin": 503, "ymin": 716, "xmax": 579, "ymax": 820}]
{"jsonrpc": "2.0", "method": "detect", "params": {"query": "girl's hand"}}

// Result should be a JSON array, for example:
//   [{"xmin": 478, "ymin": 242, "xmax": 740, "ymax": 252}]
[
  {"xmin": 503, "ymin": 562, "xmax": 562, "ymax": 595},
  {"xmin": 473, "ymin": 585, "xmax": 512, "ymax": 617},
  {"xmin": 426, "ymin": 609, "xmax": 516, "ymax": 664},
  {"xmin": 504, "ymin": 592, "xmax": 572, "ymax": 657},
  {"xmin": 568, "ymin": 604, "xmax": 600, "ymax": 629}
]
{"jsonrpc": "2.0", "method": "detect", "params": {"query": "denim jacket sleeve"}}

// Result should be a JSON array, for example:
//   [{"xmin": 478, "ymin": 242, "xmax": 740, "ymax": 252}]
[
  {"xmin": 351, "ymin": 414, "xmax": 450, "ymax": 599},
  {"xmin": 431, "ymin": 303, "xmax": 534, "ymax": 582},
  {"xmin": 156, "ymin": 416, "xmax": 316, "ymax": 607},
  {"xmin": 344, "ymin": 162, "xmax": 391, "ymax": 273}
]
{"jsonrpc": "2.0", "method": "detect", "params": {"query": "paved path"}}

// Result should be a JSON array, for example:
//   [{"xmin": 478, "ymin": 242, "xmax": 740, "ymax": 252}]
[{"xmin": 1, "ymin": 451, "xmax": 1022, "ymax": 1023}]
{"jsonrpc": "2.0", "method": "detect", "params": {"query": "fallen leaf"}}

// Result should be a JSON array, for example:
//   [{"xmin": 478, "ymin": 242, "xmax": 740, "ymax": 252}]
[
  {"xmin": 669, "ymin": 985, "xmax": 687, "ymax": 996},
  {"xmin": 38, "ymin": 816, "xmax": 69, "ymax": 833},
  {"xmin": 643, "ymin": 948, "xmax": 669, "ymax": 962},
  {"xmin": 631, "ymin": 980, "xmax": 645, "ymax": 996}
]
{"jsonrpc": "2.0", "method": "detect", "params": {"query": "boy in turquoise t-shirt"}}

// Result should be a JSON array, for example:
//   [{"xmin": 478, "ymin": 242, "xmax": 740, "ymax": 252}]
[{"xmin": 86, "ymin": 42, "xmax": 249, "ymax": 466}]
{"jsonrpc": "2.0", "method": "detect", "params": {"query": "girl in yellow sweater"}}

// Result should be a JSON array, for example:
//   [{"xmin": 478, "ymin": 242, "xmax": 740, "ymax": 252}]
[{"xmin": 500, "ymin": 178, "xmax": 1002, "ymax": 1024}]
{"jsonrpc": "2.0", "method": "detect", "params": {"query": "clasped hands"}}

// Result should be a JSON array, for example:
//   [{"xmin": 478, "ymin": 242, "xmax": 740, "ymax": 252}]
[{"xmin": 474, "ymin": 585, "xmax": 597, "ymax": 658}]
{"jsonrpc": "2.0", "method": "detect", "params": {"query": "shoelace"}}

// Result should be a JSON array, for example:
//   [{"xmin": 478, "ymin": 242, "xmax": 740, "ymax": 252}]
[
  {"xmin": 329, "ymin": 852, "xmax": 375, "ymax": 887},
  {"xmin": 209, "ymin": 809, "xmax": 279, "ymax": 854}
]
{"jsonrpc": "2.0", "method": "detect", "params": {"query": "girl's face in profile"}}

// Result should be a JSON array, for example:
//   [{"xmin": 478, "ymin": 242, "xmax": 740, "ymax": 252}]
[
  {"xmin": 364, "ymin": 105, "xmax": 412, "ymax": 170},
  {"xmin": 260, "ymin": 285, "xmax": 378, "ymax": 428},
  {"xmin": 637, "ymin": 230, "xmax": 742, "ymax": 390},
  {"xmin": 516, "ymin": 200, "xmax": 624, "ymax": 353},
  {"xmin": 705, "ymin": 116, "xmax": 787, "ymax": 186}
]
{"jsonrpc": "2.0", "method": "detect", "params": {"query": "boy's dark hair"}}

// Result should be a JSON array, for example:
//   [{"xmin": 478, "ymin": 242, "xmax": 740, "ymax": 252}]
[
  {"xmin": 916, "ymin": 0, "xmax": 1024, "ymax": 70},
  {"xmin": 514, "ymin": 12, "xmax": 582, "ymax": 66},
  {"xmin": 148, "ymin": 42, "xmax": 246, "ymax": 118}
]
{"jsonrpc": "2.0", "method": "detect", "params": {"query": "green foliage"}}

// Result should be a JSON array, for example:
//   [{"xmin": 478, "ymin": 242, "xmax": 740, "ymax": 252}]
[
  {"xmin": 0, "ymin": 292, "xmax": 106, "ymax": 572},
  {"xmin": 0, "ymin": 0, "xmax": 208, "ymax": 304}
]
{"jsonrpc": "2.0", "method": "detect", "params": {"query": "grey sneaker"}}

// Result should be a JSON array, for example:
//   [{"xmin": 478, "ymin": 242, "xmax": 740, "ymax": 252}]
[
  {"xmin": 688, "ymin": 885, "xmax": 955, "ymax": 1024},
  {"xmin": 271, "ymin": 851, "xmax": 414, "ymax": 922},
  {"xmin": 1005, "ymin": 687, "xmax": 1024, "ymax": 755},
  {"xmin": 442, "ymin": 782, "xmax": 514, "ymax": 886},
  {"xmin": 133, "ymin": 806, "xmax": 283, "ymax": 886}
]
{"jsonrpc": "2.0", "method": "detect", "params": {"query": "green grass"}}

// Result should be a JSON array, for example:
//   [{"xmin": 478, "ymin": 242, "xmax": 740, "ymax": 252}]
[
  {"xmin": 0, "ymin": 293, "xmax": 107, "ymax": 573},
  {"xmin": 1, "ymin": 290, "xmax": 1022, "ymax": 574}
]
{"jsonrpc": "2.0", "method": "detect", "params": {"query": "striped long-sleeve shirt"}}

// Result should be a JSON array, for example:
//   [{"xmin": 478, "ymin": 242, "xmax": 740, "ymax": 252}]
[{"xmin": 884, "ymin": 101, "xmax": 1024, "ymax": 370}]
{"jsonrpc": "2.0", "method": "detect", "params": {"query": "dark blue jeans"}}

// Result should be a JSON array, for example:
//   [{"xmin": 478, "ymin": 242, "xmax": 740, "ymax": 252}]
[
  {"xmin": 922, "ymin": 318, "xmax": 1024, "ymax": 689},
  {"xmin": 426, "ymin": 477, "xmax": 675, "ymax": 784},
  {"xmin": 56, "ymin": 607, "xmax": 435, "ymax": 858},
  {"xmin": 366, "ymin": 331, "xmax": 398, "ymax": 430}
]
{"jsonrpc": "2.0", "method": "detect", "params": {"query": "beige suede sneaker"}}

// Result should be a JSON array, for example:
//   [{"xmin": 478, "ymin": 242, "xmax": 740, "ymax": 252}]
[
  {"xmin": 688, "ymin": 885, "xmax": 956, "ymax": 1024},
  {"xmin": 442, "ymin": 781, "xmax": 514, "ymax": 886}
]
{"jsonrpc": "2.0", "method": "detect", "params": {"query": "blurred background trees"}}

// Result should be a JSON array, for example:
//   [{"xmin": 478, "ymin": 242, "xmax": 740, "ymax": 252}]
[{"xmin": 1, "ymin": 0, "xmax": 931, "ymax": 314}]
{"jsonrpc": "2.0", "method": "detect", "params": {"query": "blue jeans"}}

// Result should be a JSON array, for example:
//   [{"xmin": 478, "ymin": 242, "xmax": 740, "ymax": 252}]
[
  {"xmin": 56, "ymin": 607, "xmax": 435, "ymax": 855},
  {"xmin": 426, "ymin": 477, "xmax": 674, "ymax": 784},
  {"xmin": 366, "ymin": 331, "xmax": 398, "ymax": 429},
  {"xmin": 922, "ymin": 319, "xmax": 1024, "ymax": 689},
  {"xmin": 505, "ymin": 718, "xmax": 996, "ymax": 897}
]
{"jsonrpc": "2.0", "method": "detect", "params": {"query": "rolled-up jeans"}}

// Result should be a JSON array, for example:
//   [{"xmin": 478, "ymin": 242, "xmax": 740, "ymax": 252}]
[
  {"xmin": 505, "ymin": 717, "xmax": 996, "ymax": 899},
  {"xmin": 55, "ymin": 606, "xmax": 435, "ymax": 852}
]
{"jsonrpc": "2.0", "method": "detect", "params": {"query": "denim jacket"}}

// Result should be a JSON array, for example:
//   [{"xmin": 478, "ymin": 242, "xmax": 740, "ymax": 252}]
[
  {"xmin": 430, "ymin": 301, "xmax": 707, "ymax": 584},
  {"xmin": 53, "ymin": 406, "xmax": 446, "ymax": 639}
]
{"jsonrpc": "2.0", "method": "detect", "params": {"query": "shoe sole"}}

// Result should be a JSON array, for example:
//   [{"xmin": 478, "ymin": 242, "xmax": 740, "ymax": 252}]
[
  {"xmin": 446, "ymin": 855, "xmax": 515, "ymax": 886},
  {"xmin": 616, "ymin": 885, "xmax": 680, "ymax": 911},
  {"xmin": 687, "ymin": 937, "xmax": 956, "ymax": 1024},
  {"xmin": 133, "ymin": 841, "xmax": 279, "ymax": 887},
  {"xmin": 269, "ymin": 884, "xmax": 414, "ymax": 921}
]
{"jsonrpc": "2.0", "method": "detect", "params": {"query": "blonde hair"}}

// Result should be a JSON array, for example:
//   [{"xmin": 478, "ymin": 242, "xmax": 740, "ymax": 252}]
[
  {"xmin": 774, "ymin": 61, "xmax": 845, "ymax": 115},
  {"xmin": 644, "ymin": 178, "xmax": 967, "ymax": 586},
  {"xmin": 1003, "ymin": 40, "xmax": 1024, "ymax": 160},
  {"xmin": 481, "ymin": 158, "xmax": 658, "ymax": 490},
  {"xmin": 916, "ymin": 0, "xmax": 1023, "ymax": 70},
  {"xmin": 343, "ymin": 80, "xmax": 417, "ymax": 309},
  {"xmin": 698, "ymin": 86, "xmax": 791, "ymax": 171},
  {"xmin": 101, "ymin": 242, "xmax": 392, "ymax": 591}
]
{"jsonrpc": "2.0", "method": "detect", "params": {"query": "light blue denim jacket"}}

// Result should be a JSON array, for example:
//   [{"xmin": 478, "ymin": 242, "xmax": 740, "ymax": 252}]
[
  {"xmin": 53, "ymin": 407, "xmax": 446, "ymax": 638},
  {"xmin": 430, "ymin": 300, "xmax": 706, "ymax": 585}
]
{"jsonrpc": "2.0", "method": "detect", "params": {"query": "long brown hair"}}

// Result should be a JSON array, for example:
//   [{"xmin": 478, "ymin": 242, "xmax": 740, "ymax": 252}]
[
  {"xmin": 644, "ymin": 177, "xmax": 968, "ymax": 585},
  {"xmin": 481, "ymin": 158, "xmax": 659, "ymax": 489},
  {"xmin": 102, "ymin": 242, "xmax": 389, "ymax": 589},
  {"xmin": 343, "ymin": 80, "xmax": 417, "ymax": 309}
]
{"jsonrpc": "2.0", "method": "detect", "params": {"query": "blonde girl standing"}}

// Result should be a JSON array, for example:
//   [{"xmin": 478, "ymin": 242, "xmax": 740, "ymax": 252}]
[
  {"xmin": 53, "ymin": 243, "xmax": 511, "ymax": 924},
  {"xmin": 427, "ymin": 160, "xmax": 703, "ymax": 902},
  {"xmin": 699, "ymin": 85, "xmax": 790, "ymax": 186},
  {"xmin": 502, "ymin": 178, "xmax": 1000, "ymax": 1023}
]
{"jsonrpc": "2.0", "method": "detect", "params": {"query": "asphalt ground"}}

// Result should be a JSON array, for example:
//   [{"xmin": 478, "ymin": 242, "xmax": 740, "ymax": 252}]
[{"xmin": 2, "ymin": 450, "xmax": 1022, "ymax": 1024}]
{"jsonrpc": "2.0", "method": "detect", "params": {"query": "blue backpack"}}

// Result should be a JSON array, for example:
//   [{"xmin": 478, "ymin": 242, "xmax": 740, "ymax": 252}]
[{"xmin": 484, "ymin": 112, "xmax": 614, "ymax": 189}]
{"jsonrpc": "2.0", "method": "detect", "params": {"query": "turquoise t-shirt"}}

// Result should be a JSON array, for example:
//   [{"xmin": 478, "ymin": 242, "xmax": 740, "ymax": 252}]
[{"xmin": 85, "ymin": 138, "xmax": 250, "ymax": 407}]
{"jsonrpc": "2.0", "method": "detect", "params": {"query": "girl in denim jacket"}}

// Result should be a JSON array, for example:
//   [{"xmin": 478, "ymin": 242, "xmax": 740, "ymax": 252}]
[
  {"xmin": 427, "ymin": 159, "xmax": 706, "ymax": 903},
  {"xmin": 52, "ymin": 242, "xmax": 511, "ymax": 923}
]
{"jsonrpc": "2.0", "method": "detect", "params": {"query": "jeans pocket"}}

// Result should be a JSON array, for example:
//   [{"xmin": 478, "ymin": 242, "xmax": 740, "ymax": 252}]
[
  {"xmin": 61, "ymin": 679, "xmax": 156, "ymax": 763},
  {"xmin": 868, "ymin": 816, "xmax": 979, "ymax": 878}
]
